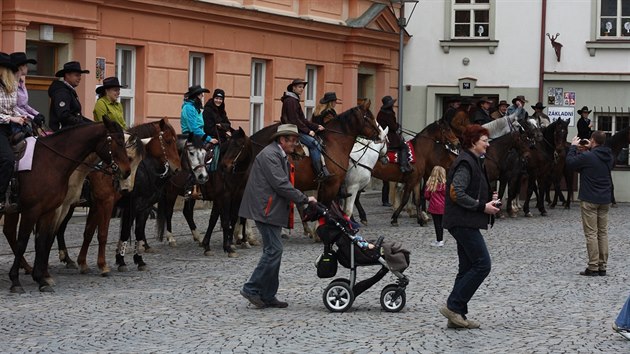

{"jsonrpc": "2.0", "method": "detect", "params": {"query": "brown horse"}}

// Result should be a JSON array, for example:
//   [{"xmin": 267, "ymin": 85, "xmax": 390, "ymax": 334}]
[
  {"xmin": 5, "ymin": 118, "xmax": 132, "ymax": 293},
  {"xmin": 53, "ymin": 119, "xmax": 181, "ymax": 275},
  {"xmin": 372, "ymin": 121, "xmax": 458, "ymax": 226},
  {"xmin": 250, "ymin": 101, "xmax": 381, "ymax": 206}
]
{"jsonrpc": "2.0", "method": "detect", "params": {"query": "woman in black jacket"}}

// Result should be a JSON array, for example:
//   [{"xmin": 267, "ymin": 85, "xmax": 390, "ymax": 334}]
[{"xmin": 203, "ymin": 88, "xmax": 232, "ymax": 143}]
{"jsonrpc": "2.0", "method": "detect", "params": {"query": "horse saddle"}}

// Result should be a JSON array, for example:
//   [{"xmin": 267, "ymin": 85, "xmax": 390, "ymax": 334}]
[{"xmin": 386, "ymin": 141, "xmax": 415, "ymax": 164}]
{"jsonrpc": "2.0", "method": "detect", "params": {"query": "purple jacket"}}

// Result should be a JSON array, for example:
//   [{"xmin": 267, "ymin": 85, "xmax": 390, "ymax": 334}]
[{"xmin": 15, "ymin": 79, "xmax": 39, "ymax": 119}]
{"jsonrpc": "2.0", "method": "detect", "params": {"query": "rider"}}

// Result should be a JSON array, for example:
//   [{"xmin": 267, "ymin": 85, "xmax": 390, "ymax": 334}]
[
  {"xmin": 280, "ymin": 78, "xmax": 331, "ymax": 181},
  {"xmin": 0, "ymin": 52, "xmax": 23, "ymax": 212},
  {"xmin": 203, "ymin": 88, "xmax": 232, "ymax": 144},
  {"xmin": 472, "ymin": 96, "xmax": 493, "ymax": 125},
  {"xmin": 10, "ymin": 52, "xmax": 45, "ymax": 132},
  {"xmin": 94, "ymin": 76, "xmax": 127, "ymax": 129},
  {"xmin": 377, "ymin": 95, "xmax": 412, "ymax": 173},
  {"xmin": 48, "ymin": 61, "xmax": 93, "ymax": 131},
  {"xmin": 531, "ymin": 102, "xmax": 550, "ymax": 128},
  {"xmin": 311, "ymin": 92, "xmax": 341, "ymax": 125}
]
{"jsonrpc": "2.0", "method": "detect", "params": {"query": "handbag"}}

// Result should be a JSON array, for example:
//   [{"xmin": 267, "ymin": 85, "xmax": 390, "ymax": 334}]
[{"xmin": 315, "ymin": 250, "xmax": 337, "ymax": 278}]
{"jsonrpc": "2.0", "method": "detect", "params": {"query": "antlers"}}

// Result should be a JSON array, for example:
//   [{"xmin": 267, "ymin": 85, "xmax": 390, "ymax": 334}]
[{"xmin": 546, "ymin": 33, "xmax": 563, "ymax": 62}]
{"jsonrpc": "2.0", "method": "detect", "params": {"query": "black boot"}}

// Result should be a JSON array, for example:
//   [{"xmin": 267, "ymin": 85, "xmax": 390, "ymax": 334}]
[
  {"xmin": 315, "ymin": 165, "xmax": 333, "ymax": 182},
  {"xmin": 399, "ymin": 147, "xmax": 413, "ymax": 173}
]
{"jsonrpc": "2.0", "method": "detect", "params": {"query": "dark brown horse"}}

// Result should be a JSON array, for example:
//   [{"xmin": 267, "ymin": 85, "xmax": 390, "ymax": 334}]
[
  {"xmin": 250, "ymin": 101, "xmax": 381, "ymax": 206},
  {"xmin": 5, "ymin": 118, "xmax": 132, "ymax": 293},
  {"xmin": 372, "ymin": 121, "xmax": 458, "ymax": 226},
  {"xmin": 53, "ymin": 119, "xmax": 181, "ymax": 275},
  {"xmin": 605, "ymin": 126, "xmax": 630, "ymax": 205}
]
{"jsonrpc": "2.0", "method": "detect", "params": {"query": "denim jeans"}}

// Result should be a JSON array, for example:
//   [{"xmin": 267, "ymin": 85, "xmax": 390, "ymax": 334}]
[
  {"xmin": 242, "ymin": 221, "xmax": 283, "ymax": 302},
  {"xmin": 299, "ymin": 133, "xmax": 322, "ymax": 172},
  {"xmin": 446, "ymin": 227, "xmax": 492, "ymax": 317},
  {"xmin": 616, "ymin": 293, "xmax": 630, "ymax": 329}
]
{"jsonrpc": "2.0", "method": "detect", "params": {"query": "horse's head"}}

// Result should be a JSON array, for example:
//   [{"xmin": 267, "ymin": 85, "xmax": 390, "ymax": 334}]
[
  {"xmin": 118, "ymin": 133, "xmax": 146, "ymax": 191},
  {"xmin": 353, "ymin": 100, "xmax": 380, "ymax": 140},
  {"xmin": 183, "ymin": 134, "xmax": 209, "ymax": 184},
  {"xmin": 144, "ymin": 120, "xmax": 181, "ymax": 177},
  {"xmin": 98, "ymin": 116, "xmax": 132, "ymax": 180},
  {"xmin": 220, "ymin": 127, "xmax": 252, "ymax": 174},
  {"xmin": 519, "ymin": 116, "xmax": 544, "ymax": 144},
  {"xmin": 378, "ymin": 126, "xmax": 389, "ymax": 157},
  {"xmin": 553, "ymin": 118, "xmax": 569, "ymax": 149}
]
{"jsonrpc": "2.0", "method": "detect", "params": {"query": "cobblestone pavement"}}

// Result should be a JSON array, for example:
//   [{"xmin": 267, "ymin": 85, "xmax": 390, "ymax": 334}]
[{"xmin": 0, "ymin": 194, "xmax": 629, "ymax": 353}]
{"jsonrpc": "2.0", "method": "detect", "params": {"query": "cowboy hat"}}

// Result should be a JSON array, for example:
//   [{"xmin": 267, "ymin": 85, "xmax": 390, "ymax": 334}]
[
  {"xmin": 511, "ymin": 95, "xmax": 528, "ymax": 104},
  {"xmin": 55, "ymin": 61, "xmax": 90, "ymax": 77},
  {"xmin": 577, "ymin": 106, "xmax": 592, "ymax": 115},
  {"xmin": 381, "ymin": 95, "xmax": 397, "ymax": 109},
  {"xmin": 0, "ymin": 52, "xmax": 17, "ymax": 72},
  {"xmin": 497, "ymin": 100, "xmax": 509, "ymax": 107},
  {"xmin": 95, "ymin": 76, "xmax": 127, "ymax": 95},
  {"xmin": 185, "ymin": 85, "xmax": 210, "ymax": 98},
  {"xmin": 447, "ymin": 96, "xmax": 462, "ymax": 104},
  {"xmin": 319, "ymin": 92, "xmax": 341, "ymax": 104},
  {"xmin": 270, "ymin": 124, "xmax": 300, "ymax": 141},
  {"xmin": 477, "ymin": 96, "xmax": 492, "ymax": 105},
  {"xmin": 10, "ymin": 52, "xmax": 36, "ymax": 67},
  {"xmin": 531, "ymin": 102, "xmax": 546, "ymax": 110},
  {"xmin": 286, "ymin": 78, "xmax": 308, "ymax": 92}
]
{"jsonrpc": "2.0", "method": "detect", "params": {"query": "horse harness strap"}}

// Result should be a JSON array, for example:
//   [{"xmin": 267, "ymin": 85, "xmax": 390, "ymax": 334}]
[
  {"xmin": 349, "ymin": 157, "xmax": 373, "ymax": 173},
  {"xmin": 158, "ymin": 131, "xmax": 170, "ymax": 177}
]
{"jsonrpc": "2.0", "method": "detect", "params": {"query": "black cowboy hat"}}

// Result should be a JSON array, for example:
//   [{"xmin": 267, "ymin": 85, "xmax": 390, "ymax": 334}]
[
  {"xmin": 497, "ymin": 100, "xmax": 509, "ymax": 107},
  {"xmin": 381, "ymin": 95, "xmax": 397, "ymax": 109},
  {"xmin": 10, "ymin": 52, "xmax": 36, "ymax": 67},
  {"xmin": 319, "ymin": 92, "xmax": 342, "ymax": 104},
  {"xmin": 577, "ymin": 106, "xmax": 592, "ymax": 115},
  {"xmin": 511, "ymin": 95, "xmax": 528, "ymax": 105},
  {"xmin": 95, "ymin": 76, "xmax": 127, "ymax": 95},
  {"xmin": 286, "ymin": 78, "xmax": 308, "ymax": 92},
  {"xmin": 55, "ymin": 61, "xmax": 90, "ymax": 77},
  {"xmin": 0, "ymin": 52, "xmax": 17, "ymax": 72},
  {"xmin": 185, "ymin": 85, "xmax": 210, "ymax": 98},
  {"xmin": 212, "ymin": 88, "xmax": 225, "ymax": 99},
  {"xmin": 531, "ymin": 102, "xmax": 546, "ymax": 110}
]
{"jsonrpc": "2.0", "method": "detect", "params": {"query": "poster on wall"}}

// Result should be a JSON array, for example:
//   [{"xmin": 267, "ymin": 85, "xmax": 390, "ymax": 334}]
[
  {"xmin": 563, "ymin": 91, "xmax": 576, "ymax": 106},
  {"xmin": 547, "ymin": 106, "xmax": 575, "ymax": 127},
  {"xmin": 547, "ymin": 87, "xmax": 563, "ymax": 105},
  {"xmin": 96, "ymin": 57, "xmax": 105, "ymax": 81}
]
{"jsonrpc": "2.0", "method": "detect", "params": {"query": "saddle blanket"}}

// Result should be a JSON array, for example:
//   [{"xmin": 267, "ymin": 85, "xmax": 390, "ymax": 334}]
[
  {"xmin": 17, "ymin": 137, "xmax": 36, "ymax": 171},
  {"xmin": 386, "ymin": 141, "xmax": 415, "ymax": 164}
]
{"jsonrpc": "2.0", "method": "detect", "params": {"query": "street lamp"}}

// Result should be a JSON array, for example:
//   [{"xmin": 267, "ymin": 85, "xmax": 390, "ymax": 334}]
[{"xmin": 390, "ymin": 0, "xmax": 418, "ymax": 127}]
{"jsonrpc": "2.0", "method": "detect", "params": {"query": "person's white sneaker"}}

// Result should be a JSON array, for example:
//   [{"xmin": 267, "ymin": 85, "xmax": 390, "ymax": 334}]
[{"xmin": 431, "ymin": 240, "xmax": 444, "ymax": 247}]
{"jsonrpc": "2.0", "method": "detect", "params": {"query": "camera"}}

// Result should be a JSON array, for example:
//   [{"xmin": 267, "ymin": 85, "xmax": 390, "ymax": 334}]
[
  {"xmin": 579, "ymin": 139, "xmax": 589, "ymax": 145},
  {"xmin": 493, "ymin": 201, "xmax": 502, "ymax": 207}
]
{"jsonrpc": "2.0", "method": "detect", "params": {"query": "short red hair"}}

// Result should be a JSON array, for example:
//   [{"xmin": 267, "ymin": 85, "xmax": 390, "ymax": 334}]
[{"xmin": 461, "ymin": 125, "xmax": 490, "ymax": 149}]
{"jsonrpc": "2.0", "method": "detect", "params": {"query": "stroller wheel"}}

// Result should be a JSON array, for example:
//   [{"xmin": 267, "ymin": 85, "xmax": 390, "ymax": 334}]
[
  {"xmin": 380, "ymin": 285, "xmax": 406, "ymax": 312},
  {"xmin": 323, "ymin": 280, "xmax": 354, "ymax": 312}
]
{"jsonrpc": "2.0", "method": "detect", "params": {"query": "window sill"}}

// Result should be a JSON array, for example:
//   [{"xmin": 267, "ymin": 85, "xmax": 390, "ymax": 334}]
[
  {"xmin": 439, "ymin": 39, "xmax": 499, "ymax": 54},
  {"xmin": 613, "ymin": 165, "xmax": 630, "ymax": 171},
  {"xmin": 585, "ymin": 40, "xmax": 630, "ymax": 56}
]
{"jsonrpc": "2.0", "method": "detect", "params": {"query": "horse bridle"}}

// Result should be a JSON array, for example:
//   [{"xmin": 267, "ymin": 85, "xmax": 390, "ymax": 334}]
[
  {"xmin": 183, "ymin": 140, "xmax": 208, "ymax": 180},
  {"xmin": 157, "ymin": 131, "xmax": 172, "ymax": 178},
  {"xmin": 226, "ymin": 143, "xmax": 247, "ymax": 174}
]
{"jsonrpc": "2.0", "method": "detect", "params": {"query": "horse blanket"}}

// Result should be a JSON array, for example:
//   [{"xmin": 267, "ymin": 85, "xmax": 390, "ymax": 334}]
[{"xmin": 386, "ymin": 141, "xmax": 415, "ymax": 164}]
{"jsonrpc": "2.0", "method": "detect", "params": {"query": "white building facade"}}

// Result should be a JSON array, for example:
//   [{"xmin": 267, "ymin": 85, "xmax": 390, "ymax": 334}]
[{"xmin": 402, "ymin": 0, "xmax": 630, "ymax": 201}]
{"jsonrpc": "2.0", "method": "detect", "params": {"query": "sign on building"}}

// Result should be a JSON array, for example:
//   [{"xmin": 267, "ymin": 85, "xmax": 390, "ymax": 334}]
[{"xmin": 547, "ymin": 106, "xmax": 575, "ymax": 126}]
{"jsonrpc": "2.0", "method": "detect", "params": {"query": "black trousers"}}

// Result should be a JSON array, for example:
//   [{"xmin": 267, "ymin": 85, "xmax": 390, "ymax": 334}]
[
  {"xmin": 0, "ymin": 131, "xmax": 15, "ymax": 196},
  {"xmin": 431, "ymin": 213, "xmax": 444, "ymax": 242},
  {"xmin": 382, "ymin": 181, "xmax": 390, "ymax": 204}
]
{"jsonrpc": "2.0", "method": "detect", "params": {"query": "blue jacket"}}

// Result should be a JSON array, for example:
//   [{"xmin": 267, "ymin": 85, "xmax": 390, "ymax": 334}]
[
  {"xmin": 181, "ymin": 99, "xmax": 211, "ymax": 142},
  {"xmin": 566, "ymin": 145, "xmax": 614, "ymax": 204}
]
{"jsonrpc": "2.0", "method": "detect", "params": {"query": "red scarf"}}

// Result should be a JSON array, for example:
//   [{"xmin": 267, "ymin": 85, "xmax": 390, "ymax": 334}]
[{"xmin": 288, "ymin": 162, "xmax": 295, "ymax": 229}]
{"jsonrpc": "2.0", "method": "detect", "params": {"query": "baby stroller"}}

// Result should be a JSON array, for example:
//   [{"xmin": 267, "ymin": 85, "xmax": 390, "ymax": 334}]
[{"xmin": 305, "ymin": 202, "xmax": 410, "ymax": 312}]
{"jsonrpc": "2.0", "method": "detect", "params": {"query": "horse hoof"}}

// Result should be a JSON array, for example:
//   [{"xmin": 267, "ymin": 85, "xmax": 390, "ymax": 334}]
[
  {"xmin": 10, "ymin": 286, "xmax": 25, "ymax": 294},
  {"xmin": 509, "ymin": 212, "xmax": 517, "ymax": 218},
  {"xmin": 39, "ymin": 285, "xmax": 55, "ymax": 293},
  {"xmin": 137, "ymin": 265, "xmax": 148, "ymax": 271},
  {"xmin": 227, "ymin": 252, "xmax": 239, "ymax": 258},
  {"xmin": 247, "ymin": 238, "xmax": 260, "ymax": 246},
  {"xmin": 540, "ymin": 211, "xmax": 548, "ymax": 217},
  {"xmin": 360, "ymin": 219, "xmax": 368, "ymax": 226},
  {"xmin": 79, "ymin": 265, "xmax": 90, "ymax": 274},
  {"xmin": 44, "ymin": 277, "xmax": 56, "ymax": 286},
  {"xmin": 118, "ymin": 265, "xmax": 128, "ymax": 272},
  {"xmin": 65, "ymin": 261, "xmax": 78, "ymax": 270},
  {"xmin": 524, "ymin": 212, "xmax": 533, "ymax": 217},
  {"xmin": 204, "ymin": 250, "xmax": 214, "ymax": 256},
  {"xmin": 240, "ymin": 242, "xmax": 252, "ymax": 249},
  {"xmin": 144, "ymin": 247, "xmax": 159, "ymax": 254},
  {"xmin": 169, "ymin": 240, "xmax": 177, "ymax": 247},
  {"xmin": 100, "ymin": 269, "xmax": 110, "ymax": 277},
  {"xmin": 192, "ymin": 230, "xmax": 202, "ymax": 243},
  {"xmin": 391, "ymin": 222, "xmax": 399, "ymax": 227}
]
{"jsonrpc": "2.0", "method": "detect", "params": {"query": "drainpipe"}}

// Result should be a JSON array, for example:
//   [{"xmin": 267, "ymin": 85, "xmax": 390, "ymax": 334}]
[{"xmin": 538, "ymin": 0, "xmax": 547, "ymax": 103}]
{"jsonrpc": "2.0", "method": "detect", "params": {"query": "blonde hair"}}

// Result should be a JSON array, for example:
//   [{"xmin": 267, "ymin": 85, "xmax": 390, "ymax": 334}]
[
  {"xmin": 425, "ymin": 165, "xmax": 446, "ymax": 193},
  {"xmin": 0, "ymin": 67, "xmax": 17, "ymax": 94},
  {"xmin": 313, "ymin": 101, "xmax": 335, "ymax": 117}
]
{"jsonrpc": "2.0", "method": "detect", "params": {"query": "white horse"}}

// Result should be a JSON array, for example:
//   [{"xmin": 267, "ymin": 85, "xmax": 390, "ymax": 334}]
[
  {"xmin": 483, "ymin": 109, "xmax": 523, "ymax": 139},
  {"xmin": 342, "ymin": 126, "xmax": 388, "ymax": 219}
]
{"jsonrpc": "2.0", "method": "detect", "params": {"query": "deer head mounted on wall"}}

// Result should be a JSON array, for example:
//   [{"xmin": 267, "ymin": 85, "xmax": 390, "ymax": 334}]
[{"xmin": 546, "ymin": 33, "xmax": 563, "ymax": 62}]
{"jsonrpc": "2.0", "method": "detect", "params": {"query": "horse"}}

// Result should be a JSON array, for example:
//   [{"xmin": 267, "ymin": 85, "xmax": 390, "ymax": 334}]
[
  {"xmin": 543, "ymin": 119, "xmax": 572, "ymax": 210},
  {"xmin": 482, "ymin": 110, "xmax": 521, "ymax": 139},
  {"xmin": 5, "ymin": 118, "xmax": 132, "ymax": 293},
  {"xmin": 115, "ymin": 134, "xmax": 208, "ymax": 271},
  {"xmin": 372, "ymin": 121, "xmax": 458, "ymax": 226},
  {"xmin": 250, "ymin": 101, "xmax": 381, "ymax": 206},
  {"xmin": 605, "ymin": 126, "xmax": 630, "ymax": 205},
  {"xmin": 342, "ymin": 126, "xmax": 388, "ymax": 223},
  {"xmin": 51, "ymin": 119, "xmax": 181, "ymax": 275}
]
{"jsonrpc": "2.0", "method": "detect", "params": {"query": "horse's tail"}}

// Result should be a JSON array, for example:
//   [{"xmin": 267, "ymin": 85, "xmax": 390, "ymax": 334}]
[{"xmin": 156, "ymin": 195, "xmax": 167, "ymax": 242}]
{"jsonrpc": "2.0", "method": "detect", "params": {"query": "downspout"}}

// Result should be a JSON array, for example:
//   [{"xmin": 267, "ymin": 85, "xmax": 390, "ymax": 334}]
[{"xmin": 538, "ymin": 0, "xmax": 547, "ymax": 103}]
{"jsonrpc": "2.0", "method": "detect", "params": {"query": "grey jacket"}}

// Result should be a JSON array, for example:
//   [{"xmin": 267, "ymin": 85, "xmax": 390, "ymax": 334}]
[{"xmin": 239, "ymin": 142, "xmax": 309, "ymax": 227}]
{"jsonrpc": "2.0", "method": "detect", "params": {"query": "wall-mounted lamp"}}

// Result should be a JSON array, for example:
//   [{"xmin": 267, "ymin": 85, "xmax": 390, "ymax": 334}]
[{"xmin": 40, "ymin": 24, "xmax": 54, "ymax": 41}]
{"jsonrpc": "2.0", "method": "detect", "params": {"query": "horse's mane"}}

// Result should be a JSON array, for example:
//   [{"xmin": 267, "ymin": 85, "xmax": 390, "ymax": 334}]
[
  {"xmin": 328, "ymin": 106, "xmax": 359, "ymax": 135},
  {"xmin": 607, "ymin": 126, "xmax": 630, "ymax": 151},
  {"xmin": 127, "ymin": 121, "xmax": 160, "ymax": 138},
  {"xmin": 542, "ymin": 119, "xmax": 558, "ymax": 145}
]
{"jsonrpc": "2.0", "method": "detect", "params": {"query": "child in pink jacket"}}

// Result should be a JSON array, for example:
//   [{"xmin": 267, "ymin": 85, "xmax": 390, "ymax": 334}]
[{"xmin": 424, "ymin": 166, "xmax": 446, "ymax": 247}]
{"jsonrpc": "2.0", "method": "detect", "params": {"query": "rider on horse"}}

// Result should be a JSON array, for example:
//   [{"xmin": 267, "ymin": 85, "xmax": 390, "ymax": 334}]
[
  {"xmin": 0, "ymin": 53, "xmax": 23, "ymax": 212},
  {"xmin": 203, "ymin": 88, "xmax": 232, "ymax": 144},
  {"xmin": 377, "ymin": 95, "xmax": 413, "ymax": 173},
  {"xmin": 280, "ymin": 78, "xmax": 331, "ymax": 181},
  {"xmin": 48, "ymin": 61, "xmax": 93, "ymax": 132}
]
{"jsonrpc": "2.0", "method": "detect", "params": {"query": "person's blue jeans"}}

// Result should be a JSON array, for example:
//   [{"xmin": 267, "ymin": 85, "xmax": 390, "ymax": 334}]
[
  {"xmin": 616, "ymin": 294, "xmax": 630, "ymax": 329},
  {"xmin": 446, "ymin": 226, "xmax": 492, "ymax": 317},
  {"xmin": 299, "ymin": 133, "xmax": 322, "ymax": 173},
  {"xmin": 242, "ymin": 221, "xmax": 283, "ymax": 302}
]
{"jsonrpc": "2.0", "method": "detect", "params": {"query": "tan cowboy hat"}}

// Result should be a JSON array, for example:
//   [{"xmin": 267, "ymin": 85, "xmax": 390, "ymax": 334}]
[
  {"xmin": 270, "ymin": 124, "xmax": 299, "ymax": 141},
  {"xmin": 497, "ymin": 100, "xmax": 509, "ymax": 107}
]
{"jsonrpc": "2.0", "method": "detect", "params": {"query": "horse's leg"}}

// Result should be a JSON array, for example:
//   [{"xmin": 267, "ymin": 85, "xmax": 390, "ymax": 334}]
[
  {"xmin": 243, "ymin": 218, "xmax": 259, "ymax": 246},
  {"xmin": 221, "ymin": 207, "xmax": 237, "ymax": 258},
  {"xmin": 2, "ymin": 213, "xmax": 32, "ymax": 274},
  {"xmin": 418, "ymin": 180, "xmax": 429, "ymax": 224},
  {"xmin": 523, "ymin": 177, "xmax": 535, "ymax": 217},
  {"xmin": 56, "ymin": 206, "xmax": 78, "ymax": 269},
  {"xmin": 564, "ymin": 167, "xmax": 573, "ymax": 209},
  {"xmin": 32, "ymin": 212, "xmax": 58, "ymax": 292},
  {"xmin": 182, "ymin": 199, "xmax": 201, "ymax": 245},
  {"xmin": 415, "ymin": 183, "xmax": 426, "ymax": 226},
  {"xmin": 354, "ymin": 191, "xmax": 368, "ymax": 225},
  {"xmin": 9, "ymin": 212, "xmax": 40, "ymax": 293},
  {"xmin": 202, "ymin": 205, "xmax": 221, "ymax": 256},
  {"xmin": 77, "ymin": 201, "xmax": 98, "ymax": 274},
  {"xmin": 116, "ymin": 197, "xmax": 133, "ymax": 272},
  {"xmin": 133, "ymin": 208, "xmax": 150, "ymax": 271},
  {"xmin": 391, "ymin": 184, "xmax": 412, "ymax": 226},
  {"xmin": 537, "ymin": 179, "xmax": 548, "ymax": 216}
]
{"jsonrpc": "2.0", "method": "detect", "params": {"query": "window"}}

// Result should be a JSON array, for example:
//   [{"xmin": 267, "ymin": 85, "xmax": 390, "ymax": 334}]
[
  {"xmin": 250, "ymin": 60, "xmax": 266, "ymax": 133},
  {"xmin": 25, "ymin": 41, "xmax": 59, "ymax": 77},
  {"xmin": 189, "ymin": 53, "xmax": 205, "ymax": 87},
  {"xmin": 595, "ymin": 113, "xmax": 630, "ymax": 165},
  {"xmin": 304, "ymin": 66, "xmax": 317, "ymax": 119},
  {"xmin": 598, "ymin": 0, "xmax": 630, "ymax": 38},
  {"xmin": 115, "ymin": 45, "xmax": 136, "ymax": 127},
  {"xmin": 453, "ymin": 0, "xmax": 490, "ymax": 38}
]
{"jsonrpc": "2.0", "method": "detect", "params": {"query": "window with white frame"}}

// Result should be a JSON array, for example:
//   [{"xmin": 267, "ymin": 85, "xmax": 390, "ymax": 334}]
[
  {"xmin": 304, "ymin": 66, "xmax": 317, "ymax": 119},
  {"xmin": 189, "ymin": 53, "xmax": 205, "ymax": 87},
  {"xmin": 598, "ymin": 0, "xmax": 630, "ymax": 38},
  {"xmin": 452, "ymin": 0, "xmax": 490, "ymax": 38},
  {"xmin": 115, "ymin": 45, "xmax": 136, "ymax": 127},
  {"xmin": 595, "ymin": 113, "xmax": 630, "ymax": 165},
  {"xmin": 250, "ymin": 60, "xmax": 266, "ymax": 133}
]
